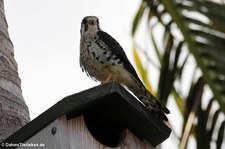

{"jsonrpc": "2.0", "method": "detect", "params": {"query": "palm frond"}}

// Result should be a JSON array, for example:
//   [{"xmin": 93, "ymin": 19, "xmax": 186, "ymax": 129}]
[
  {"xmin": 132, "ymin": 0, "xmax": 225, "ymax": 148},
  {"xmin": 159, "ymin": 0, "xmax": 225, "ymax": 112}
]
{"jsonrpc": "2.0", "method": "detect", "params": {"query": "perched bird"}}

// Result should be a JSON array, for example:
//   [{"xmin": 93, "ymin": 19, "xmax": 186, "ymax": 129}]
[{"xmin": 79, "ymin": 16, "xmax": 170, "ymax": 121}]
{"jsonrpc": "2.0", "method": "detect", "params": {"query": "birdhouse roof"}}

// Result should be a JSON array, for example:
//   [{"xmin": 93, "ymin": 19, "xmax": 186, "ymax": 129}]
[{"xmin": 2, "ymin": 81, "xmax": 171, "ymax": 147}]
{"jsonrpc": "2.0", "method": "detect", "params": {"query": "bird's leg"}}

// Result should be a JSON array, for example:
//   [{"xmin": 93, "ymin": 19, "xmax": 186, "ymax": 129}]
[{"xmin": 102, "ymin": 72, "xmax": 113, "ymax": 84}]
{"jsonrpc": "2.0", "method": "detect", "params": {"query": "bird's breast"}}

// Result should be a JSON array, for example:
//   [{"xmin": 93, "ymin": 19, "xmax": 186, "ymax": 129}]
[
  {"xmin": 80, "ymin": 38, "xmax": 130, "ymax": 83},
  {"xmin": 80, "ymin": 40, "xmax": 110, "ymax": 80},
  {"xmin": 80, "ymin": 41, "xmax": 137, "ymax": 89}
]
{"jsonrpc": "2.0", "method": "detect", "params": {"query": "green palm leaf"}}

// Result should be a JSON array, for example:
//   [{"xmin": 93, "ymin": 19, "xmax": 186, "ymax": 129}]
[
  {"xmin": 159, "ymin": 0, "xmax": 225, "ymax": 112},
  {"xmin": 132, "ymin": 0, "xmax": 225, "ymax": 148}
]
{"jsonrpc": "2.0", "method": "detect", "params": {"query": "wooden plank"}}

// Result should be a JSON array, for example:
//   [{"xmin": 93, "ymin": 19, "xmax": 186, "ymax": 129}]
[
  {"xmin": 122, "ymin": 130, "xmax": 154, "ymax": 149},
  {"xmin": 67, "ymin": 116, "xmax": 154, "ymax": 149},
  {"xmin": 17, "ymin": 115, "xmax": 69, "ymax": 149}
]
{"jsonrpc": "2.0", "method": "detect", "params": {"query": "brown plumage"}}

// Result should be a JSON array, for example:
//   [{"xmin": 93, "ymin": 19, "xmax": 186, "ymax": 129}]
[{"xmin": 79, "ymin": 16, "xmax": 170, "ymax": 121}]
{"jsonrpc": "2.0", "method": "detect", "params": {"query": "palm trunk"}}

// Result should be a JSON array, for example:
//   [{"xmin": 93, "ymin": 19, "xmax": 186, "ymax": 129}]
[{"xmin": 0, "ymin": 0, "xmax": 30, "ymax": 142}]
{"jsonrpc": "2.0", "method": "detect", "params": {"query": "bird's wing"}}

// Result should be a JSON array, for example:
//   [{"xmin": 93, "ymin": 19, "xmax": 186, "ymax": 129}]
[{"xmin": 97, "ymin": 31, "xmax": 142, "ymax": 83}]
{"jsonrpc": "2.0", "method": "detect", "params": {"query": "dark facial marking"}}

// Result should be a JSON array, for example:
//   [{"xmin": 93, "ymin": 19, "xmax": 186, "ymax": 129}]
[
  {"xmin": 96, "ymin": 18, "xmax": 100, "ymax": 30},
  {"xmin": 96, "ymin": 18, "xmax": 99, "ymax": 25},
  {"xmin": 82, "ymin": 18, "xmax": 88, "ymax": 25},
  {"xmin": 81, "ymin": 18, "xmax": 88, "ymax": 32}
]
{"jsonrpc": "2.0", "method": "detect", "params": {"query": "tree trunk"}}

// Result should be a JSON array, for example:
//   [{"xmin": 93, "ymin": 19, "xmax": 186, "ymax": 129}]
[{"xmin": 0, "ymin": 0, "xmax": 30, "ymax": 142}]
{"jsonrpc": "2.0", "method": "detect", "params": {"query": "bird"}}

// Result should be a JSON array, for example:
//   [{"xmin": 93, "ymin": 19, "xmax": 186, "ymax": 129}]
[{"xmin": 79, "ymin": 16, "xmax": 170, "ymax": 121}]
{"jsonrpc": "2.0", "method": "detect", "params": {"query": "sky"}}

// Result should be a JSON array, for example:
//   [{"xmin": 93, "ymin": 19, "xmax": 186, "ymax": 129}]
[
  {"xmin": 4, "ymin": 0, "xmax": 191, "ymax": 148},
  {"xmin": 4, "ymin": 0, "xmax": 139, "ymax": 118}
]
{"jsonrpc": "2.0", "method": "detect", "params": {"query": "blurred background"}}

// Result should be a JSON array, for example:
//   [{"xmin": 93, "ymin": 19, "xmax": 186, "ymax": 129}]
[{"xmin": 4, "ymin": 0, "xmax": 225, "ymax": 148}]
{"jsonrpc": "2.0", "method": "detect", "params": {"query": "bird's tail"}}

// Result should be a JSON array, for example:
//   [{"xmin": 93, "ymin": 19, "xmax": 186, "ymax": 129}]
[{"xmin": 127, "ymin": 82, "xmax": 170, "ymax": 121}]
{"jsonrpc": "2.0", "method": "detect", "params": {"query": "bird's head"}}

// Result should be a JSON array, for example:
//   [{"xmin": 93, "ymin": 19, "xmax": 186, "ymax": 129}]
[{"xmin": 80, "ymin": 16, "xmax": 100, "ymax": 36}]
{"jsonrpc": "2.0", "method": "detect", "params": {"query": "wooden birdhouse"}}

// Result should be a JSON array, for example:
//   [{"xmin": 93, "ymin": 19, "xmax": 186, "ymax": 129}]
[{"xmin": 1, "ymin": 81, "xmax": 171, "ymax": 149}]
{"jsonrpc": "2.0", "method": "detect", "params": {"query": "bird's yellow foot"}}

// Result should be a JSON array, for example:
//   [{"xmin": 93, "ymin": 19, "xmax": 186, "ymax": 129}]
[{"xmin": 101, "ymin": 73, "xmax": 113, "ymax": 84}]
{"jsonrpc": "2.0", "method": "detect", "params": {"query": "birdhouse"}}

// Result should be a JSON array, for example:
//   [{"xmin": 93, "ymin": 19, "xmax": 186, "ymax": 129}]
[{"xmin": 1, "ymin": 81, "xmax": 171, "ymax": 149}]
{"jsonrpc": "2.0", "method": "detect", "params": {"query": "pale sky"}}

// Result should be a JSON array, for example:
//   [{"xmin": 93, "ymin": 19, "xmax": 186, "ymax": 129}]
[
  {"xmin": 4, "ymin": 0, "xmax": 188, "ymax": 148},
  {"xmin": 4, "ymin": 0, "xmax": 140, "ymax": 118}
]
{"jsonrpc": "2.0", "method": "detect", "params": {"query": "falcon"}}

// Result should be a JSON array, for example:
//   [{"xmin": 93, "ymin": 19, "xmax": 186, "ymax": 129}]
[{"xmin": 79, "ymin": 16, "xmax": 170, "ymax": 121}]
